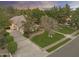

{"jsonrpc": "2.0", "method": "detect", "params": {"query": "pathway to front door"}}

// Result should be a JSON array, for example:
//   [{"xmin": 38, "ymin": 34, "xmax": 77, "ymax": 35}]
[{"xmin": 10, "ymin": 30, "xmax": 48, "ymax": 57}]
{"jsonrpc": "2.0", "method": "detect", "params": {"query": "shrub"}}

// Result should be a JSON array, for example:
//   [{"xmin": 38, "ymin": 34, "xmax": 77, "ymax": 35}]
[
  {"xmin": 6, "ymin": 35, "xmax": 14, "ymax": 43},
  {"xmin": 4, "ymin": 32, "xmax": 10, "ymax": 36},
  {"xmin": 7, "ymin": 42, "xmax": 17, "ymax": 54}
]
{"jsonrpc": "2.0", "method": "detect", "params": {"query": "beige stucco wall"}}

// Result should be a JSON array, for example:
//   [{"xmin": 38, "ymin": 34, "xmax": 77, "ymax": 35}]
[
  {"xmin": 9, "ymin": 23, "xmax": 24, "ymax": 34},
  {"xmin": 9, "ymin": 15, "xmax": 26, "ymax": 34}
]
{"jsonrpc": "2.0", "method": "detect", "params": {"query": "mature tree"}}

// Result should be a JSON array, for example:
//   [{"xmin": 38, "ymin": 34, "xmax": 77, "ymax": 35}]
[
  {"xmin": 45, "ymin": 6, "xmax": 58, "ymax": 19},
  {"xmin": 31, "ymin": 8, "xmax": 45, "ymax": 24},
  {"xmin": 45, "ymin": 6, "xmax": 64, "ymax": 23},
  {"xmin": 23, "ymin": 16, "xmax": 37, "ymax": 37},
  {"xmin": 45, "ymin": 4, "xmax": 71, "ymax": 24},
  {"xmin": 40, "ymin": 15, "xmax": 58, "ymax": 37},
  {"xmin": 63, "ymin": 4, "xmax": 71, "ymax": 18},
  {"xmin": 31, "ymin": 8, "xmax": 45, "ymax": 18},
  {"xmin": 71, "ymin": 8, "xmax": 79, "ymax": 29},
  {"xmin": 0, "ymin": 8, "xmax": 11, "ymax": 47},
  {"xmin": 6, "ymin": 6, "xmax": 17, "ymax": 17},
  {"xmin": 21, "ymin": 8, "xmax": 45, "ymax": 24},
  {"xmin": 56, "ymin": 4, "xmax": 71, "ymax": 24},
  {"xmin": 0, "ymin": 7, "xmax": 12, "ymax": 48},
  {"xmin": 0, "ymin": 8, "xmax": 11, "ymax": 29},
  {"xmin": 24, "ymin": 8, "xmax": 32, "ymax": 16}
]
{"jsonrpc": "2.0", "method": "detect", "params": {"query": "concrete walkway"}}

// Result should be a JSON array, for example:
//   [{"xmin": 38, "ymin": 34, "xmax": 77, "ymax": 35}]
[
  {"xmin": 29, "ymin": 29, "xmax": 44, "ymax": 39},
  {"xmin": 10, "ymin": 30, "xmax": 48, "ymax": 57}
]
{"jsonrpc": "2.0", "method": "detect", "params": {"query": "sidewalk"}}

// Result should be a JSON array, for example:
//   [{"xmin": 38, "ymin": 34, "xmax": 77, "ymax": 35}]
[{"xmin": 42, "ymin": 37, "xmax": 69, "ymax": 50}]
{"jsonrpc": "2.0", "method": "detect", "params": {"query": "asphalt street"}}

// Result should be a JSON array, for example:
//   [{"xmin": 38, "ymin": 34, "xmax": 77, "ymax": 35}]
[{"xmin": 48, "ymin": 37, "xmax": 79, "ymax": 57}]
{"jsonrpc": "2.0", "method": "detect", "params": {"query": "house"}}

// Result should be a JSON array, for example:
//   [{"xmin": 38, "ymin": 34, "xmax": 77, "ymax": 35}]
[
  {"xmin": 7, "ymin": 15, "xmax": 41, "ymax": 35},
  {"xmin": 8, "ymin": 15, "xmax": 26, "ymax": 34}
]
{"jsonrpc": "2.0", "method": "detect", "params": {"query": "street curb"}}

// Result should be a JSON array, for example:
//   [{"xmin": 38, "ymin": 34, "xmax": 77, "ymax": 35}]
[
  {"xmin": 45, "ymin": 39, "xmax": 72, "ymax": 57},
  {"xmin": 45, "ymin": 35, "xmax": 79, "ymax": 57}
]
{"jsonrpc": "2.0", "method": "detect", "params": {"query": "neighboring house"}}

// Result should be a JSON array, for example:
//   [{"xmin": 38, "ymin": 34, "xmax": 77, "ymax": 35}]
[
  {"xmin": 65, "ymin": 16, "xmax": 72, "ymax": 25},
  {"xmin": 9, "ymin": 15, "xmax": 26, "ymax": 34}
]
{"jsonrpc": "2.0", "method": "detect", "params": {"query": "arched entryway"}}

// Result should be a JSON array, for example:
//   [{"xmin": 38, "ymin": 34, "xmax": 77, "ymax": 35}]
[{"xmin": 10, "ymin": 24, "xmax": 19, "ymax": 31}]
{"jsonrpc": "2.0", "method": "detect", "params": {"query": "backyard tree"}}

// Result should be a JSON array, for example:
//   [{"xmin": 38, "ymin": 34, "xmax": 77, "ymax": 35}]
[
  {"xmin": 6, "ymin": 6, "xmax": 18, "ymax": 17},
  {"xmin": 63, "ymin": 4, "xmax": 71, "ymax": 18},
  {"xmin": 71, "ymin": 8, "xmax": 79, "ymax": 29},
  {"xmin": 29, "ymin": 8, "xmax": 45, "ymax": 24},
  {"xmin": 56, "ymin": 7, "xmax": 65, "ymax": 23},
  {"xmin": 45, "ymin": 6, "xmax": 65, "ymax": 24},
  {"xmin": 32, "ymin": 8, "xmax": 45, "ymax": 18},
  {"xmin": 24, "ymin": 8, "xmax": 32, "ymax": 16},
  {"xmin": 45, "ymin": 6, "xmax": 58, "ymax": 19},
  {"xmin": 56, "ymin": 4, "xmax": 71, "ymax": 24},
  {"xmin": 40, "ymin": 15, "xmax": 58, "ymax": 38},
  {"xmin": 45, "ymin": 4, "xmax": 71, "ymax": 24}
]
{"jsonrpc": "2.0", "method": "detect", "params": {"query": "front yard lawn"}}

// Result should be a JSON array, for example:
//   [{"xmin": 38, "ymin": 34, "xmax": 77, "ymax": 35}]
[
  {"xmin": 57, "ymin": 26, "xmax": 75, "ymax": 34},
  {"xmin": 31, "ymin": 31, "xmax": 64, "ymax": 48},
  {"xmin": 47, "ymin": 38, "xmax": 70, "ymax": 52}
]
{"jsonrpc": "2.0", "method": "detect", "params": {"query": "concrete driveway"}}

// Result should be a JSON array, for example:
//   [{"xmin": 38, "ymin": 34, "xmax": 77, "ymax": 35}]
[
  {"xmin": 10, "ymin": 30, "xmax": 48, "ymax": 57},
  {"xmin": 48, "ymin": 36, "xmax": 79, "ymax": 57}
]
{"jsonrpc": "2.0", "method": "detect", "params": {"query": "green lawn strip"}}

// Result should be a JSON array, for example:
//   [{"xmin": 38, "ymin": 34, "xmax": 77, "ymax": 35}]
[
  {"xmin": 47, "ymin": 38, "xmax": 71, "ymax": 52},
  {"xmin": 31, "ymin": 31, "xmax": 64, "ymax": 48},
  {"xmin": 57, "ymin": 26, "xmax": 75, "ymax": 34},
  {"xmin": 74, "ymin": 32, "xmax": 79, "ymax": 36}
]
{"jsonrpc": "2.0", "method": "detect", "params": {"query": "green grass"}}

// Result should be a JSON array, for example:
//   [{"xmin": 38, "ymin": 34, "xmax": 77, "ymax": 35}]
[
  {"xmin": 57, "ymin": 26, "xmax": 75, "ymax": 34},
  {"xmin": 74, "ymin": 32, "xmax": 79, "ymax": 36},
  {"xmin": 47, "ymin": 38, "xmax": 70, "ymax": 52},
  {"xmin": 31, "ymin": 31, "xmax": 64, "ymax": 48}
]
